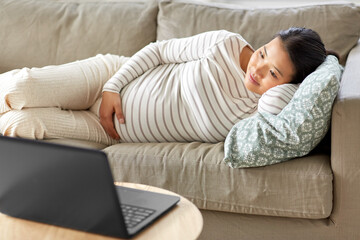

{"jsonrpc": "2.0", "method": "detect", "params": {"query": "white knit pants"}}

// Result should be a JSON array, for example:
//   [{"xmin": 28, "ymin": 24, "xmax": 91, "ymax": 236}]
[{"xmin": 0, "ymin": 54, "xmax": 128, "ymax": 145}]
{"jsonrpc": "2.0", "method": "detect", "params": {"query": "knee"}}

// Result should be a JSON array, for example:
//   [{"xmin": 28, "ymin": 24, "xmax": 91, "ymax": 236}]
[
  {"xmin": 0, "ymin": 110, "xmax": 45, "ymax": 139},
  {"xmin": 0, "ymin": 68, "xmax": 32, "ymax": 113}
]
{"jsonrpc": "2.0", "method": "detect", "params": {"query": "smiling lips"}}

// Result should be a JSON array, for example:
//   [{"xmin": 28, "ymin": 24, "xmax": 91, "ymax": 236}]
[{"xmin": 249, "ymin": 73, "xmax": 260, "ymax": 85}]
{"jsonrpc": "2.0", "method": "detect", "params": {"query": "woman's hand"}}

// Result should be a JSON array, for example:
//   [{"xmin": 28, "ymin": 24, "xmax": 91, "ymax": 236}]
[{"xmin": 99, "ymin": 91, "xmax": 125, "ymax": 140}]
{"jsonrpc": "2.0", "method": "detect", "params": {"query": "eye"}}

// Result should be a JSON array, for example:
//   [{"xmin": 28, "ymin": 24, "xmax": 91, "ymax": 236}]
[
  {"xmin": 259, "ymin": 50, "xmax": 264, "ymax": 59},
  {"xmin": 270, "ymin": 70, "xmax": 278, "ymax": 79}
]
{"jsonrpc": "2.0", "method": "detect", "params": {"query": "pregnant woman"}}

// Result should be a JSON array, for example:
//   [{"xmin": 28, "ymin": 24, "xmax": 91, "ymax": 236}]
[{"xmin": 0, "ymin": 27, "xmax": 337, "ymax": 145}]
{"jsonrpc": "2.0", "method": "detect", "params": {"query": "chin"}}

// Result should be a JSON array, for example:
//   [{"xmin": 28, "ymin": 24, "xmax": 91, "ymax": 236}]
[{"xmin": 246, "ymin": 84, "xmax": 261, "ymax": 95}]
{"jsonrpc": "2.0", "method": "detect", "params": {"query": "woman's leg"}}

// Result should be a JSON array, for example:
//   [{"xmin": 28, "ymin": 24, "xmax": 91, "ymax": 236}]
[
  {"xmin": 0, "ymin": 54, "xmax": 129, "ymax": 144},
  {"xmin": 0, "ymin": 107, "xmax": 119, "ymax": 145},
  {"xmin": 0, "ymin": 54, "xmax": 128, "ymax": 113}
]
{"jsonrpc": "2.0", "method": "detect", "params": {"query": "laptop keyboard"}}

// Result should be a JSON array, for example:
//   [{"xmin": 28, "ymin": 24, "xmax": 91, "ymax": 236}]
[{"xmin": 121, "ymin": 204, "xmax": 156, "ymax": 228}]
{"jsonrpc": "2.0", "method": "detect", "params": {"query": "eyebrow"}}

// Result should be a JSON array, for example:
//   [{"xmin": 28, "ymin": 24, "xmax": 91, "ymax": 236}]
[{"xmin": 264, "ymin": 46, "xmax": 284, "ymax": 77}]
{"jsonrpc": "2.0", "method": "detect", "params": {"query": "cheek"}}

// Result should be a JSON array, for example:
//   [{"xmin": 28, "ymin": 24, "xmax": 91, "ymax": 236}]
[
  {"xmin": 248, "ymin": 54, "xmax": 257, "ymax": 67},
  {"xmin": 247, "ymin": 52, "xmax": 258, "ymax": 69},
  {"xmin": 261, "ymin": 77, "xmax": 278, "ymax": 91},
  {"xmin": 264, "ymin": 79, "xmax": 284, "ymax": 93}
]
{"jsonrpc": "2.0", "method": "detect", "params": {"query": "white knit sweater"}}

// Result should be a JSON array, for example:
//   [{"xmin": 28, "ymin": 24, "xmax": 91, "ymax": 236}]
[{"xmin": 104, "ymin": 30, "xmax": 260, "ymax": 143}]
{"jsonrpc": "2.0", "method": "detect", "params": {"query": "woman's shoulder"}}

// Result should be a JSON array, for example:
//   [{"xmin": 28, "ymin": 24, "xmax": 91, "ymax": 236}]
[
  {"xmin": 201, "ymin": 30, "xmax": 249, "ymax": 47},
  {"xmin": 205, "ymin": 29, "xmax": 243, "ymax": 38},
  {"xmin": 216, "ymin": 30, "xmax": 250, "ymax": 45}
]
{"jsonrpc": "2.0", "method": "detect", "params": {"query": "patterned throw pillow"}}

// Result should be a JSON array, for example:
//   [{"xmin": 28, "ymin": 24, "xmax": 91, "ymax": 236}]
[{"xmin": 223, "ymin": 56, "xmax": 343, "ymax": 168}]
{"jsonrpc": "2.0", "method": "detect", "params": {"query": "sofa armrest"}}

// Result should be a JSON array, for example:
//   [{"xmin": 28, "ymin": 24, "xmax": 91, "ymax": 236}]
[{"xmin": 331, "ymin": 40, "xmax": 360, "ymax": 235}]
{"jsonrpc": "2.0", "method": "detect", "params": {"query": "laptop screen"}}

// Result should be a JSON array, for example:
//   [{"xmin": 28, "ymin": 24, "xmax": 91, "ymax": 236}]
[{"xmin": 0, "ymin": 136, "xmax": 129, "ymax": 238}]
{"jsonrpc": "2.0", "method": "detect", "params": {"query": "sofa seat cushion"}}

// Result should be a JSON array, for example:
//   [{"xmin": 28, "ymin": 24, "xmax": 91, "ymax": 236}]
[
  {"xmin": 104, "ymin": 142, "xmax": 333, "ymax": 219},
  {"xmin": 43, "ymin": 138, "xmax": 108, "ymax": 150}
]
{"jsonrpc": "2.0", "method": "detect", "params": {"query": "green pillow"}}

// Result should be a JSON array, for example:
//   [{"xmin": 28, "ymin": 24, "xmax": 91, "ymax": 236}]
[{"xmin": 224, "ymin": 56, "xmax": 343, "ymax": 168}]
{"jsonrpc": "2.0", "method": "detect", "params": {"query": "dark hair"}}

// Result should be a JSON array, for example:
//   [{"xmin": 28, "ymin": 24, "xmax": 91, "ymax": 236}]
[{"xmin": 275, "ymin": 27, "xmax": 339, "ymax": 84}]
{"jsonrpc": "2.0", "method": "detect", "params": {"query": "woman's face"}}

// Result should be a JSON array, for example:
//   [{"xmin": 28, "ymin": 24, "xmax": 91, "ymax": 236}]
[{"xmin": 245, "ymin": 37, "xmax": 295, "ymax": 95}]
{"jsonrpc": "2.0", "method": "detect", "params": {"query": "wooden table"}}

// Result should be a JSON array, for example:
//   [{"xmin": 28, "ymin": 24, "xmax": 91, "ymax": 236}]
[{"xmin": 0, "ymin": 182, "xmax": 203, "ymax": 240}]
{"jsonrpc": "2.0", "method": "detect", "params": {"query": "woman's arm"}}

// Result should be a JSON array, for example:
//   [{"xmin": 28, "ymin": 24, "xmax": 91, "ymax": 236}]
[
  {"xmin": 99, "ymin": 92, "xmax": 123, "ymax": 140},
  {"xmin": 102, "ymin": 30, "xmax": 237, "ymax": 93},
  {"xmin": 100, "ymin": 30, "xmax": 239, "ymax": 139},
  {"xmin": 258, "ymin": 84, "xmax": 299, "ymax": 115}
]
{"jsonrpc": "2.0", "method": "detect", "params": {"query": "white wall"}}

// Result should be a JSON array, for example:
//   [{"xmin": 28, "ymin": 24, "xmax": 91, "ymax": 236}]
[{"xmin": 199, "ymin": 0, "xmax": 360, "ymax": 8}]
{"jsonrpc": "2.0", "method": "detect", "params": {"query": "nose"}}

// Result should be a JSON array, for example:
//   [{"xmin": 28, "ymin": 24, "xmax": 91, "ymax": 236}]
[{"xmin": 254, "ymin": 61, "xmax": 268, "ymax": 79}]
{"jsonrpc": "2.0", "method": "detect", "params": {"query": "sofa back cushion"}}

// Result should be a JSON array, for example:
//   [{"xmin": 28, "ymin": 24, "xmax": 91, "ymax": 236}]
[
  {"xmin": 157, "ymin": 0, "xmax": 360, "ymax": 65},
  {"xmin": 0, "ymin": 0, "xmax": 158, "ymax": 73}
]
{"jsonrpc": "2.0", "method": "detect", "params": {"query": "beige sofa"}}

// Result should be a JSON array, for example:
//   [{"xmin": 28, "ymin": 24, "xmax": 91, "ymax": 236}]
[{"xmin": 1, "ymin": 0, "xmax": 360, "ymax": 239}]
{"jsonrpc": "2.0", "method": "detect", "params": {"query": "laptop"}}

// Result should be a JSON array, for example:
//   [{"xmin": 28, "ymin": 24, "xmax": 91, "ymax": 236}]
[{"xmin": 0, "ymin": 136, "xmax": 180, "ymax": 239}]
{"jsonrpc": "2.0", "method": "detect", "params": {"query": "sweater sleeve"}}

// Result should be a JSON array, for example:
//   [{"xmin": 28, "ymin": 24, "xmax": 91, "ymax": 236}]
[
  {"xmin": 258, "ymin": 84, "xmax": 300, "ymax": 115},
  {"xmin": 102, "ymin": 30, "xmax": 236, "ymax": 93}
]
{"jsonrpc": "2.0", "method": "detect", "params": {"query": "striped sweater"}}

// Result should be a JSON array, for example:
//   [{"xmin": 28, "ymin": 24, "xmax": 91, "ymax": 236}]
[{"xmin": 103, "ymin": 30, "xmax": 260, "ymax": 143}]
